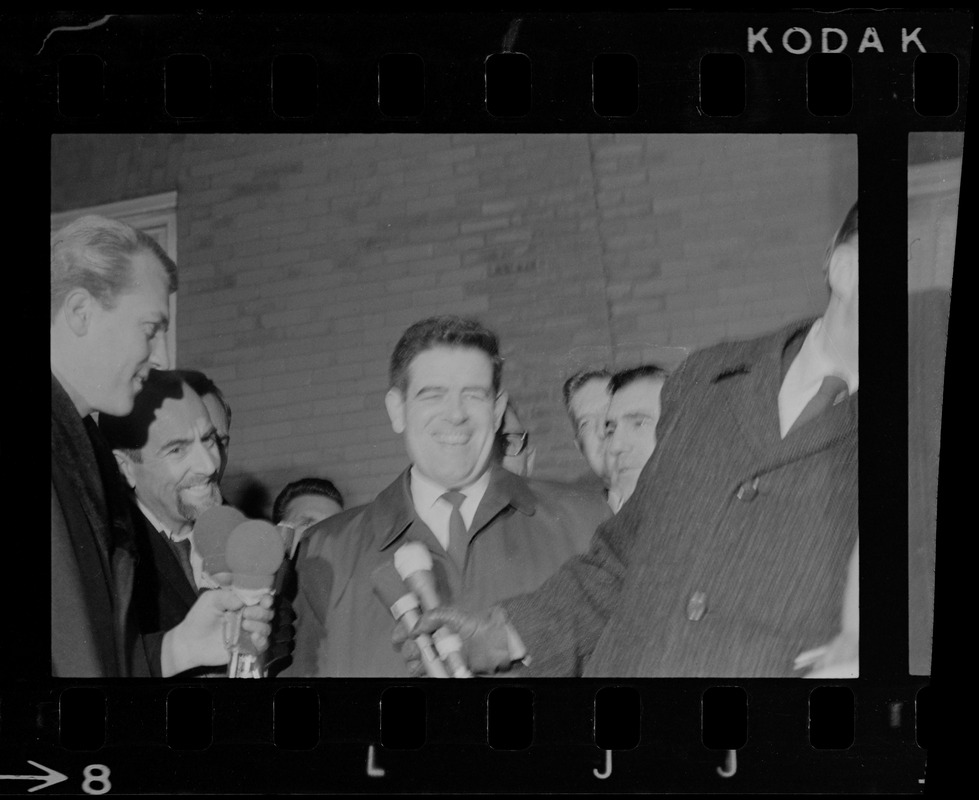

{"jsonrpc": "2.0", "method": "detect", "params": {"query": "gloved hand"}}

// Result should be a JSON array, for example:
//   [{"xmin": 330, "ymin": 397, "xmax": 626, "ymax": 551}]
[{"xmin": 392, "ymin": 605, "xmax": 523, "ymax": 676}]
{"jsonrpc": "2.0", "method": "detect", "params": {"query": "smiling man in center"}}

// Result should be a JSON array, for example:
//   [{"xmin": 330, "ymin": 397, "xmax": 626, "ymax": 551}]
[{"xmin": 286, "ymin": 315, "xmax": 610, "ymax": 677}]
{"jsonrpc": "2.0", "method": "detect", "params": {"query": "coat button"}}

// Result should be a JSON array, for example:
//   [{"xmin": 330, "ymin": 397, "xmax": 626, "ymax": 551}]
[
  {"xmin": 736, "ymin": 478, "xmax": 759, "ymax": 501},
  {"xmin": 687, "ymin": 591, "xmax": 708, "ymax": 621}
]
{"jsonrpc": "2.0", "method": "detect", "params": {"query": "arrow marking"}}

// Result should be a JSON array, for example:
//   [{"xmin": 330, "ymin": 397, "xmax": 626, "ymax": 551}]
[{"xmin": 0, "ymin": 761, "xmax": 69, "ymax": 792}]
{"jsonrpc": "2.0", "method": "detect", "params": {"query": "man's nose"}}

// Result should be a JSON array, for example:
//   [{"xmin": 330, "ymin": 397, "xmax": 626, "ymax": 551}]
[
  {"xmin": 149, "ymin": 332, "xmax": 170, "ymax": 371},
  {"xmin": 443, "ymin": 393, "xmax": 467, "ymax": 422},
  {"xmin": 190, "ymin": 438, "xmax": 220, "ymax": 476},
  {"xmin": 607, "ymin": 425, "xmax": 628, "ymax": 455}
]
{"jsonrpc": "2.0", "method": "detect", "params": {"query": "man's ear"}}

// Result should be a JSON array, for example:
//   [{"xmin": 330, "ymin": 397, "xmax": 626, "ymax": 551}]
[
  {"xmin": 62, "ymin": 288, "xmax": 94, "ymax": 336},
  {"xmin": 827, "ymin": 240, "xmax": 858, "ymax": 301},
  {"xmin": 493, "ymin": 390, "xmax": 508, "ymax": 429},
  {"xmin": 385, "ymin": 387, "xmax": 406, "ymax": 434},
  {"xmin": 114, "ymin": 451, "xmax": 138, "ymax": 490}
]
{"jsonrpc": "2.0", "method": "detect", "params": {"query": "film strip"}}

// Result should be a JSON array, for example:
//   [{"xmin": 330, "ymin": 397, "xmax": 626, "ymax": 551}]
[{"xmin": 4, "ymin": 9, "xmax": 970, "ymax": 795}]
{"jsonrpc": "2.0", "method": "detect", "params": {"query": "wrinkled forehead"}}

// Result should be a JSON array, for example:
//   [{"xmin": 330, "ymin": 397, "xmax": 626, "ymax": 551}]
[
  {"xmin": 608, "ymin": 377, "xmax": 665, "ymax": 417},
  {"xmin": 405, "ymin": 345, "xmax": 495, "ymax": 390},
  {"xmin": 284, "ymin": 493, "xmax": 342, "ymax": 521},
  {"xmin": 570, "ymin": 378, "xmax": 611, "ymax": 419}
]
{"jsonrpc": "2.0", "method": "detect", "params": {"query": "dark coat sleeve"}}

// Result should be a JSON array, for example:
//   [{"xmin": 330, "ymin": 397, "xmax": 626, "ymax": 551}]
[
  {"xmin": 280, "ymin": 533, "xmax": 336, "ymax": 677},
  {"xmin": 501, "ymin": 356, "xmax": 693, "ymax": 676}
]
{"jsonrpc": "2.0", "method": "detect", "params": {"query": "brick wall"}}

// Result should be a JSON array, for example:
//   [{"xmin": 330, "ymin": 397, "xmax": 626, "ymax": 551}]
[{"xmin": 51, "ymin": 133, "xmax": 857, "ymax": 512}]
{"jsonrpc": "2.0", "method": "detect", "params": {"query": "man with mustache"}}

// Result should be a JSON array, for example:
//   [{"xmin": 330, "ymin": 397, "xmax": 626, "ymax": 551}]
[
  {"xmin": 285, "ymin": 315, "xmax": 610, "ymax": 676},
  {"xmin": 99, "ymin": 370, "xmax": 227, "ymax": 657}
]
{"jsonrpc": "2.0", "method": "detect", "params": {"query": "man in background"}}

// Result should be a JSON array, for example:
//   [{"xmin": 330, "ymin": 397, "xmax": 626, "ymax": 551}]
[
  {"xmin": 273, "ymin": 477, "xmax": 345, "ymax": 537},
  {"xmin": 562, "ymin": 368, "xmax": 612, "ymax": 491},
  {"xmin": 50, "ymin": 214, "xmax": 271, "ymax": 677},
  {"xmin": 603, "ymin": 365, "xmax": 668, "ymax": 512}
]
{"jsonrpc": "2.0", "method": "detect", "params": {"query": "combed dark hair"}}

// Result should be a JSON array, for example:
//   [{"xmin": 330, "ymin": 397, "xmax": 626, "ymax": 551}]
[
  {"xmin": 609, "ymin": 364, "xmax": 668, "ymax": 395},
  {"xmin": 98, "ymin": 369, "xmax": 188, "ymax": 461},
  {"xmin": 389, "ymin": 315, "xmax": 503, "ymax": 393},
  {"xmin": 51, "ymin": 214, "xmax": 178, "ymax": 323},
  {"xmin": 174, "ymin": 368, "xmax": 232, "ymax": 426},
  {"xmin": 272, "ymin": 478, "xmax": 345, "ymax": 524},
  {"xmin": 562, "ymin": 367, "xmax": 612, "ymax": 410}
]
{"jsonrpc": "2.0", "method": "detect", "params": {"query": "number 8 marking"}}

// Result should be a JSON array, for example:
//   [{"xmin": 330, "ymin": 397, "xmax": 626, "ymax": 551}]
[{"xmin": 82, "ymin": 764, "xmax": 111, "ymax": 795}]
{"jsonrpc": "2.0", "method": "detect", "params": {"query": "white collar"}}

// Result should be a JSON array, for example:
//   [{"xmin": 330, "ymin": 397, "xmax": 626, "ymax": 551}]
[
  {"xmin": 409, "ymin": 465, "xmax": 492, "ymax": 515},
  {"xmin": 778, "ymin": 317, "xmax": 859, "ymax": 439},
  {"xmin": 135, "ymin": 497, "xmax": 191, "ymax": 543},
  {"xmin": 793, "ymin": 317, "xmax": 859, "ymax": 395}
]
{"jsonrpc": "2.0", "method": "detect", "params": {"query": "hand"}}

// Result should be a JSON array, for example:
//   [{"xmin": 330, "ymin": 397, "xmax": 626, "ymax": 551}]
[
  {"xmin": 161, "ymin": 589, "xmax": 274, "ymax": 677},
  {"xmin": 795, "ymin": 630, "xmax": 859, "ymax": 679},
  {"xmin": 399, "ymin": 606, "xmax": 518, "ymax": 675}
]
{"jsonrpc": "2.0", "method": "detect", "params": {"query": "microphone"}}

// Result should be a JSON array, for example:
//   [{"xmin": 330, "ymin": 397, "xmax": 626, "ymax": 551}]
[
  {"xmin": 224, "ymin": 519, "xmax": 285, "ymax": 678},
  {"xmin": 393, "ymin": 542, "xmax": 472, "ymax": 678},
  {"xmin": 371, "ymin": 562, "xmax": 449, "ymax": 678},
  {"xmin": 193, "ymin": 505, "xmax": 247, "ymax": 586}
]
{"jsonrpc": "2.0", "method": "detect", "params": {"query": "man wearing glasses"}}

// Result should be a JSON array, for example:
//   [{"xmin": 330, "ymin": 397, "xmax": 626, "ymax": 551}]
[{"xmin": 286, "ymin": 315, "xmax": 609, "ymax": 677}]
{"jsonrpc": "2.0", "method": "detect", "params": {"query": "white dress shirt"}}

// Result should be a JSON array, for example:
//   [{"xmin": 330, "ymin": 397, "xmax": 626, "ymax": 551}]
[
  {"xmin": 778, "ymin": 317, "xmax": 859, "ymax": 439},
  {"xmin": 408, "ymin": 466, "xmax": 491, "ymax": 552}
]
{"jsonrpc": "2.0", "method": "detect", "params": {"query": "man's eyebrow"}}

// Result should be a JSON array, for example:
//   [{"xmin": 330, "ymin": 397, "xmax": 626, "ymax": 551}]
[
  {"xmin": 156, "ymin": 436, "xmax": 193, "ymax": 454},
  {"xmin": 412, "ymin": 384, "xmax": 447, "ymax": 397},
  {"xmin": 144, "ymin": 313, "xmax": 169, "ymax": 330}
]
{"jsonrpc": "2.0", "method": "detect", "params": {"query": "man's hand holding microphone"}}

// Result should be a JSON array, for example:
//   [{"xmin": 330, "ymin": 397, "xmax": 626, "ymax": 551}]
[
  {"xmin": 158, "ymin": 505, "xmax": 291, "ymax": 678},
  {"xmin": 385, "ymin": 542, "xmax": 530, "ymax": 677},
  {"xmin": 161, "ymin": 589, "xmax": 274, "ymax": 678}
]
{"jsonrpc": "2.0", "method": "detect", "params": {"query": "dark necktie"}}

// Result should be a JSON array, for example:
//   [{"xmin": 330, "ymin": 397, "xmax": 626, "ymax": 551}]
[
  {"xmin": 788, "ymin": 375, "xmax": 848, "ymax": 435},
  {"xmin": 171, "ymin": 536, "xmax": 197, "ymax": 591},
  {"xmin": 441, "ymin": 491, "xmax": 468, "ymax": 571}
]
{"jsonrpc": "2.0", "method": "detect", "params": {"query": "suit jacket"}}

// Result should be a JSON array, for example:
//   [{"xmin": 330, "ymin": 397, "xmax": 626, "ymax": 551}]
[
  {"xmin": 130, "ymin": 504, "xmax": 199, "ymax": 637},
  {"xmin": 51, "ymin": 375, "xmax": 153, "ymax": 677},
  {"xmin": 503, "ymin": 319, "xmax": 859, "ymax": 677},
  {"xmin": 285, "ymin": 465, "xmax": 610, "ymax": 677}
]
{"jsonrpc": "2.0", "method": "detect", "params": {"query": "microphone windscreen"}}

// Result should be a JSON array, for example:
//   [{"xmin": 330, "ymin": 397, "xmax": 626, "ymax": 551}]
[
  {"xmin": 393, "ymin": 541, "xmax": 433, "ymax": 579},
  {"xmin": 194, "ymin": 505, "xmax": 247, "ymax": 574},
  {"xmin": 372, "ymin": 562, "xmax": 413, "ymax": 610},
  {"xmin": 226, "ymin": 520, "xmax": 285, "ymax": 589}
]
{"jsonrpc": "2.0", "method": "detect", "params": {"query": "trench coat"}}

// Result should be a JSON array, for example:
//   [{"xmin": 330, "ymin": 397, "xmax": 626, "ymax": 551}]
[
  {"xmin": 286, "ymin": 465, "xmax": 610, "ymax": 677},
  {"xmin": 502, "ymin": 319, "xmax": 859, "ymax": 677}
]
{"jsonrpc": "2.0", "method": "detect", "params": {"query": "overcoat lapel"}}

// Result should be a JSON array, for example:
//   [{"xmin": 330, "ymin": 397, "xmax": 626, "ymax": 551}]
[{"xmin": 711, "ymin": 320, "xmax": 857, "ymax": 479}]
